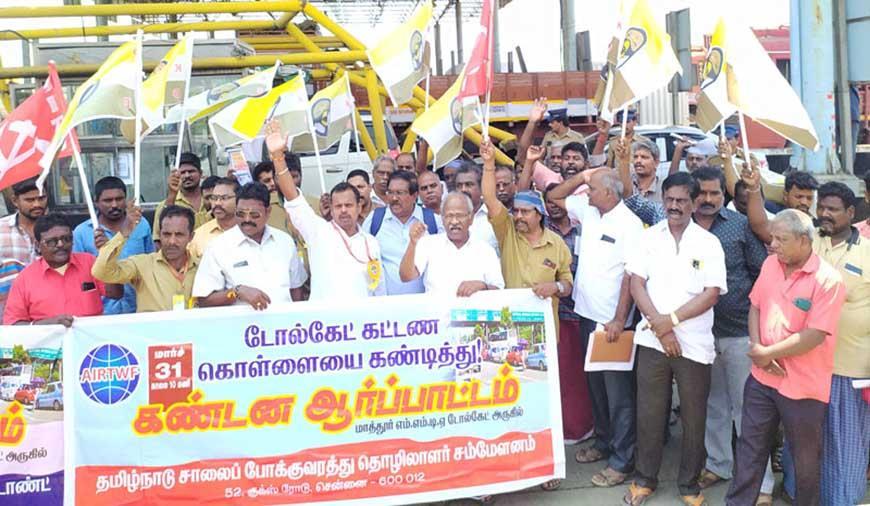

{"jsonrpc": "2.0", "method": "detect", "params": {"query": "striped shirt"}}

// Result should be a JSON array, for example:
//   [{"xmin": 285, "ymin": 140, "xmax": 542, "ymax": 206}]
[{"xmin": 0, "ymin": 213, "xmax": 38, "ymax": 315}]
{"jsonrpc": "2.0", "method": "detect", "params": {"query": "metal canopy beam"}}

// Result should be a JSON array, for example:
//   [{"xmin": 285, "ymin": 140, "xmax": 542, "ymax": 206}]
[
  {"xmin": 0, "ymin": 2, "xmax": 302, "ymax": 18},
  {"xmin": 0, "ymin": 20, "xmax": 296, "ymax": 41}
]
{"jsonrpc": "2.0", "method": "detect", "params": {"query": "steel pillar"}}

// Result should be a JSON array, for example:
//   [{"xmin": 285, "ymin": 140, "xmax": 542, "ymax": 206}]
[{"xmin": 455, "ymin": 0, "xmax": 464, "ymax": 65}]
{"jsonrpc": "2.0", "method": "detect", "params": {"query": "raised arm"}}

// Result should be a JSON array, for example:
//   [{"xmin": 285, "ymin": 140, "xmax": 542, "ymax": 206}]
[
  {"xmin": 669, "ymin": 140, "xmax": 689, "ymax": 175},
  {"xmin": 268, "ymin": 120, "xmax": 299, "ymax": 203},
  {"xmin": 590, "ymin": 118, "xmax": 610, "ymax": 168},
  {"xmin": 614, "ymin": 138, "xmax": 633, "ymax": 198},
  {"xmin": 740, "ymin": 160, "xmax": 772, "ymax": 244},
  {"xmin": 415, "ymin": 138, "xmax": 429, "ymax": 174},
  {"xmin": 399, "ymin": 222, "xmax": 425, "ymax": 282},
  {"xmin": 480, "ymin": 139, "xmax": 506, "ymax": 219},
  {"xmin": 516, "ymin": 97, "xmax": 547, "ymax": 166},
  {"xmin": 517, "ymin": 145, "xmax": 545, "ymax": 191}
]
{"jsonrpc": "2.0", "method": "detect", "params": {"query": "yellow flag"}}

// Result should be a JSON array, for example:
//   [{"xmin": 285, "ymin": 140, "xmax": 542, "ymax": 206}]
[
  {"xmin": 410, "ymin": 69, "xmax": 480, "ymax": 168},
  {"xmin": 141, "ymin": 34, "xmax": 194, "ymax": 134},
  {"xmin": 696, "ymin": 18, "xmax": 737, "ymax": 133},
  {"xmin": 592, "ymin": 0, "xmax": 629, "ymax": 118},
  {"xmin": 39, "ymin": 40, "xmax": 140, "ymax": 173},
  {"xmin": 209, "ymin": 74, "xmax": 308, "ymax": 149},
  {"xmin": 367, "ymin": 1, "xmax": 432, "ymax": 106},
  {"xmin": 292, "ymin": 73, "xmax": 356, "ymax": 153},
  {"xmin": 166, "ymin": 63, "xmax": 279, "ymax": 123},
  {"xmin": 608, "ymin": 0, "xmax": 681, "ymax": 112}
]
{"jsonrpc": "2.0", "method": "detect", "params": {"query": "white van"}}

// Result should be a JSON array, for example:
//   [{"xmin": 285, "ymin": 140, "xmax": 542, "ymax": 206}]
[{"xmin": 0, "ymin": 377, "xmax": 25, "ymax": 401}]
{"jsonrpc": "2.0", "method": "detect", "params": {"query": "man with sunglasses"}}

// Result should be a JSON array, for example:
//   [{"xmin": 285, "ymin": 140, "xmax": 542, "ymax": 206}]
[
  {"xmin": 193, "ymin": 182, "xmax": 307, "ymax": 310},
  {"xmin": 188, "ymin": 178, "xmax": 240, "ymax": 258},
  {"xmin": 3, "ymin": 215, "xmax": 121, "ymax": 326}
]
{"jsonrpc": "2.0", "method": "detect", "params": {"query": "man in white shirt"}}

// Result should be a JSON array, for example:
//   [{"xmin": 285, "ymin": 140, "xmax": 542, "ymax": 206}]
[
  {"xmin": 550, "ymin": 168, "xmax": 644, "ymax": 488},
  {"xmin": 454, "ymin": 164, "xmax": 499, "ymax": 253},
  {"xmin": 399, "ymin": 192, "xmax": 503, "ymax": 296},
  {"xmin": 193, "ymin": 182, "xmax": 308, "ymax": 310},
  {"xmin": 267, "ymin": 120, "xmax": 386, "ymax": 301},
  {"xmin": 623, "ymin": 172, "xmax": 727, "ymax": 506}
]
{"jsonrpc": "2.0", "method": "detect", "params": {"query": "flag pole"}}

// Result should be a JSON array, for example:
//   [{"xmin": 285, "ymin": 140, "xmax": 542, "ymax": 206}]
[
  {"xmin": 306, "ymin": 114, "xmax": 327, "ymax": 196},
  {"xmin": 738, "ymin": 111, "xmax": 752, "ymax": 170},
  {"xmin": 345, "ymin": 72, "xmax": 362, "ymax": 158},
  {"xmin": 71, "ymin": 137, "xmax": 98, "ymax": 225},
  {"xmin": 174, "ymin": 34, "xmax": 193, "ymax": 171},
  {"xmin": 133, "ymin": 30, "xmax": 144, "ymax": 206},
  {"xmin": 620, "ymin": 107, "xmax": 628, "ymax": 140}
]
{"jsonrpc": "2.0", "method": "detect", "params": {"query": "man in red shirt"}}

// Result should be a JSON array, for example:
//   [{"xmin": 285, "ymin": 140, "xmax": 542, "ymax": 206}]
[
  {"xmin": 2, "ymin": 215, "xmax": 120, "ymax": 326},
  {"xmin": 726, "ymin": 209, "xmax": 846, "ymax": 506}
]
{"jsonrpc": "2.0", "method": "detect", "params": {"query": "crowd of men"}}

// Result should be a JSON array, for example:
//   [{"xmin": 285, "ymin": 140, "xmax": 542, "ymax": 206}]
[{"xmin": 0, "ymin": 101, "xmax": 868, "ymax": 506}]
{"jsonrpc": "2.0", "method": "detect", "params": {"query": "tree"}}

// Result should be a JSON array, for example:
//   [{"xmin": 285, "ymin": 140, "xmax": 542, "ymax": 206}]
[
  {"xmin": 499, "ymin": 306, "xmax": 513, "ymax": 330},
  {"xmin": 11, "ymin": 345, "xmax": 31, "ymax": 364}
]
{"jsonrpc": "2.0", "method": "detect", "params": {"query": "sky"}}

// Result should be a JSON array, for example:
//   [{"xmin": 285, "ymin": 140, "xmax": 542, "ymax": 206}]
[{"xmin": 0, "ymin": 0, "xmax": 791, "ymax": 74}]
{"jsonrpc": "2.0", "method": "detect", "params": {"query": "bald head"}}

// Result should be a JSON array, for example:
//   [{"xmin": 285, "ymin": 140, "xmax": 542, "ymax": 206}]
[{"xmin": 587, "ymin": 169, "xmax": 622, "ymax": 213}]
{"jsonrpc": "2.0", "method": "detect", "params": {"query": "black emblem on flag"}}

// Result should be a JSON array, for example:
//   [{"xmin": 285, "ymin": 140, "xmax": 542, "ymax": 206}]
[{"xmin": 617, "ymin": 27, "xmax": 648, "ymax": 68}]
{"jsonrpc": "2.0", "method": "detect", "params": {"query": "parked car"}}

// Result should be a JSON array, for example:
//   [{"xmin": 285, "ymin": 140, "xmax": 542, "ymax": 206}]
[
  {"xmin": 13, "ymin": 384, "xmax": 38, "ymax": 405},
  {"xmin": 34, "ymin": 382, "xmax": 63, "ymax": 411},
  {"xmin": 526, "ymin": 343, "xmax": 547, "ymax": 371},
  {"xmin": 0, "ymin": 378, "xmax": 25, "ymax": 401},
  {"xmin": 489, "ymin": 345, "xmax": 509, "ymax": 363},
  {"xmin": 506, "ymin": 348, "xmax": 525, "ymax": 369}
]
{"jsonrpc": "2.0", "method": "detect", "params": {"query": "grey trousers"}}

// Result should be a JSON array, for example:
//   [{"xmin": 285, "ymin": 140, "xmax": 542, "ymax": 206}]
[
  {"xmin": 635, "ymin": 345, "xmax": 711, "ymax": 496},
  {"xmin": 704, "ymin": 337, "xmax": 775, "ymax": 493}
]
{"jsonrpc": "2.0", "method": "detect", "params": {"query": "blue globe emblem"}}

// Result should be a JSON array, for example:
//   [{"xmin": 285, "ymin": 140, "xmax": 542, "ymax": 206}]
[{"xmin": 79, "ymin": 344, "xmax": 141, "ymax": 405}]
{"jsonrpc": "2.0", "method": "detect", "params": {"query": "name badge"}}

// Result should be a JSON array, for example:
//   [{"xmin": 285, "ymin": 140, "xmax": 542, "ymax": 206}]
[
  {"xmin": 542, "ymin": 258, "xmax": 556, "ymax": 270},
  {"xmin": 600, "ymin": 234, "xmax": 616, "ymax": 244},
  {"xmin": 172, "ymin": 294, "xmax": 187, "ymax": 311},
  {"xmin": 232, "ymin": 260, "xmax": 249, "ymax": 268},
  {"xmin": 844, "ymin": 263, "xmax": 863, "ymax": 276},
  {"xmin": 793, "ymin": 297, "xmax": 812, "ymax": 312}
]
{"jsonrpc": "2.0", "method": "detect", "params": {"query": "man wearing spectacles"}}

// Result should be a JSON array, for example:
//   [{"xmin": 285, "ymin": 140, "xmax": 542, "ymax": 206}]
[
  {"xmin": 3, "ymin": 215, "xmax": 122, "ymax": 326},
  {"xmin": 188, "ymin": 178, "xmax": 240, "ymax": 258},
  {"xmin": 193, "ymin": 182, "xmax": 308, "ymax": 311}
]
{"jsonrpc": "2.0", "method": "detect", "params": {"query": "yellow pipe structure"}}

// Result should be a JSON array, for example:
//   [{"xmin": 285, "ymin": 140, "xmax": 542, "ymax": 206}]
[
  {"xmin": 401, "ymin": 130, "xmax": 417, "ymax": 154},
  {"xmin": 0, "ymin": 21, "xmax": 293, "ymax": 41},
  {"xmin": 348, "ymin": 70, "xmax": 423, "ymax": 110},
  {"xmin": 302, "ymin": 4, "xmax": 366, "ymax": 51},
  {"xmin": 247, "ymin": 43, "xmax": 345, "ymax": 51},
  {"xmin": 0, "ymin": 51, "xmax": 368, "ymax": 79},
  {"xmin": 0, "ymin": 2, "xmax": 302, "ymax": 18},
  {"xmin": 471, "ymin": 123, "xmax": 517, "ymax": 143},
  {"xmin": 354, "ymin": 110, "xmax": 377, "ymax": 162},
  {"xmin": 240, "ymin": 36, "xmax": 342, "ymax": 46},
  {"xmin": 365, "ymin": 69, "xmax": 388, "ymax": 154},
  {"xmin": 465, "ymin": 128, "xmax": 515, "ymax": 167}
]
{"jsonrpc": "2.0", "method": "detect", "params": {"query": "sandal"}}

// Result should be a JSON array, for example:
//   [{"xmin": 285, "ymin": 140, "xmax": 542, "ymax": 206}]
[
  {"xmin": 755, "ymin": 493, "xmax": 774, "ymax": 506},
  {"xmin": 575, "ymin": 446, "xmax": 607, "ymax": 464},
  {"xmin": 591, "ymin": 467, "xmax": 627, "ymax": 487},
  {"xmin": 697, "ymin": 469, "xmax": 724, "ymax": 489},
  {"xmin": 471, "ymin": 495, "xmax": 494, "ymax": 504},
  {"xmin": 540, "ymin": 478, "xmax": 561, "ymax": 491},
  {"xmin": 680, "ymin": 493, "xmax": 707, "ymax": 506},
  {"xmin": 623, "ymin": 482, "xmax": 654, "ymax": 505}
]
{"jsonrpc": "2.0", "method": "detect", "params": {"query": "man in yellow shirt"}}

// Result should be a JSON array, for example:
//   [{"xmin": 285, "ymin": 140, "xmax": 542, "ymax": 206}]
[
  {"xmin": 188, "ymin": 178, "xmax": 239, "ymax": 258},
  {"xmin": 153, "ymin": 152, "xmax": 209, "ymax": 247},
  {"xmin": 92, "ymin": 205, "xmax": 198, "ymax": 312}
]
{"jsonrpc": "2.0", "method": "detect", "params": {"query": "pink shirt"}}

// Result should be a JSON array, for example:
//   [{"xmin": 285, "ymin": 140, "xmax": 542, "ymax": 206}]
[
  {"xmin": 856, "ymin": 219, "xmax": 870, "ymax": 239},
  {"xmin": 749, "ymin": 254, "xmax": 846, "ymax": 402},
  {"xmin": 532, "ymin": 162, "xmax": 588, "ymax": 196},
  {"xmin": 2, "ymin": 253, "xmax": 105, "ymax": 324}
]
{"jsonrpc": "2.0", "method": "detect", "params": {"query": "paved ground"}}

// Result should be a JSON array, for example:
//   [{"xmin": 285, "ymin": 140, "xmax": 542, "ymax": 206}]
[{"xmin": 423, "ymin": 426, "xmax": 870, "ymax": 506}]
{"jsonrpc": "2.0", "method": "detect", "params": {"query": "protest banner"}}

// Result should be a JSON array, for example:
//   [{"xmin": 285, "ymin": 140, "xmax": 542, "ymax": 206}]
[
  {"xmin": 65, "ymin": 289, "xmax": 564, "ymax": 504},
  {"xmin": 0, "ymin": 326, "xmax": 65, "ymax": 506}
]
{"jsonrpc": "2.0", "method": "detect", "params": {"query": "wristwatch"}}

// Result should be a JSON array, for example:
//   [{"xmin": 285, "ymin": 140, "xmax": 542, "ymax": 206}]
[
  {"xmin": 226, "ymin": 285, "xmax": 239, "ymax": 301},
  {"xmin": 670, "ymin": 312, "xmax": 680, "ymax": 327}
]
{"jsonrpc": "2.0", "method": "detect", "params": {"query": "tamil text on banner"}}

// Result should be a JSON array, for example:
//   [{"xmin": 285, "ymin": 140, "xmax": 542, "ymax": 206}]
[
  {"xmin": 165, "ymin": 62, "xmax": 279, "ymax": 124},
  {"xmin": 607, "ymin": 0, "xmax": 681, "ymax": 113},
  {"xmin": 0, "ymin": 62, "xmax": 78, "ymax": 191},
  {"xmin": 291, "ymin": 73, "xmax": 355, "ymax": 154},
  {"xmin": 38, "ymin": 40, "xmax": 139, "ymax": 182},
  {"xmin": 410, "ymin": 69, "xmax": 480, "ymax": 168},
  {"xmin": 367, "ymin": 1, "xmax": 432, "ymax": 107},
  {"xmin": 66, "ymin": 289, "xmax": 564, "ymax": 505},
  {"xmin": 209, "ymin": 74, "xmax": 308, "ymax": 150},
  {"xmin": 0, "ymin": 326, "xmax": 65, "ymax": 506}
]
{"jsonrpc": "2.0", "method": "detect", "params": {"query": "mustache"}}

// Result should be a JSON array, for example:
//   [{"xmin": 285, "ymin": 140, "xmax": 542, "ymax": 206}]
[
  {"xmin": 240, "ymin": 221, "xmax": 256, "ymax": 228},
  {"xmin": 667, "ymin": 209, "xmax": 683, "ymax": 215}
]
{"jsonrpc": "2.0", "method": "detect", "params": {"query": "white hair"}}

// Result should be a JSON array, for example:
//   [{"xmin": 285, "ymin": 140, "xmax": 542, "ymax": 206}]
[
  {"xmin": 598, "ymin": 170, "xmax": 624, "ymax": 200},
  {"xmin": 372, "ymin": 155, "xmax": 396, "ymax": 171},
  {"xmin": 771, "ymin": 209, "xmax": 815, "ymax": 241},
  {"xmin": 441, "ymin": 191, "xmax": 474, "ymax": 215}
]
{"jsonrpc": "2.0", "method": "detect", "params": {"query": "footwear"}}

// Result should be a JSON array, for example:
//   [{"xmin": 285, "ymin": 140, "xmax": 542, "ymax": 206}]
[
  {"xmin": 540, "ymin": 479, "xmax": 561, "ymax": 491},
  {"xmin": 697, "ymin": 469, "xmax": 724, "ymax": 489},
  {"xmin": 755, "ymin": 493, "xmax": 774, "ymax": 506},
  {"xmin": 591, "ymin": 466, "xmax": 627, "ymax": 487},
  {"xmin": 563, "ymin": 438, "xmax": 580, "ymax": 445},
  {"xmin": 471, "ymin": 495, "xmax": 494, "ymax": 504},
  {"xmin": 623, "ymin": 482, "xmax": 654, "ymax": 505},
  {"xmin": 680, "ymin": 493, "xmax": 707, "ymax": 506},
  {"xmin": 574, "ymin": 446, "xmax": 607, "ymax": 464}
]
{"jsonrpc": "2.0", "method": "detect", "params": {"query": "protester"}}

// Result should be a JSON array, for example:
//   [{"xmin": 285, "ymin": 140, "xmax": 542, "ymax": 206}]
[
  {"xmin": 812, "ymin": 182, "xmax": 869, "ymax": 506},
  {"xmin": 72, "ymin": 176, "xmax": 154, "ymax": 315},
  {"xmin": 541, "ymin": 184, "xmax": 594, "ymax": 454},
  {"xmin": 726, "ymin": 210, "xmax": 846, "ymax": 506},
  {"xmin": 93, "ymin": 205, "xmax": 199, "ymax": 312},
  {"xmin": 688, "ymin": 168, "xmax": 775, "ymax": 504},
  {"xmin": 670, "ymin": 138, "xmax": 717, "ymax": 174},
  {"xmin": 363, "ymin": 170, "xmax": 442, "ymax": 295},
  {"xmin": 624, "ymin": 172, "xmax": 727, "ymax": 506},
  {"xmin": 396, "ymin": 152, "xmax": 416, "ymax": 172},
  {"xmin": 626, "ymin": 139, "xmax": 663, "ymax": 204},
  {"xmin": 153, "ymin": 152, "xmax": 207, "ymax": 245},
  {"xmin": 728, "ymin": 180, "xmax": 774, "ymax": 219},
  {"xmin": 454, "ymin": 164, "xmax": 499, "ymax": 253},
  {"xmin": 494, "ymin": 165, "xmax": 517, "ymax": 210},
  {"xmin": 3, "ymin": 215, "xmax": 121, "ymax": 326},
  {"xmin": 347, "ymin": 169, "xmax": 378, "ymax": 223},
  {"xmin": 399, "ymin": 192, "xmax": 503, "ymax": 296},
  {"xmin": 417, "ymin": 170, "xmax": 444, "ymax": 214},
  {"xmin": 188, "ymin": 178, "xmax": 239, "ymax": 258},
  {"xmin": 440, "ymin": 159, "xmax": 462, "ymax": 192},
  {"xmin": 597, "ymin": 110, "xmax": 651, "ymax": 168},
  {"xmin": 740, "ymin": 163, "xmax": 819, "ymax": 245},
  {"xmin": 268, "ymin": 120, "xmax": 385, "ymax": 300},
  {"xmin": 200, "ymin": 175, "xmax": 220, "ymax": 213},
  {"xmin": 542, "ymin": 108, "xmax": 585, "ymax": 148},
  {"xmin": 550, "ymin": 168, "xmax": 643, "ymax": 488},
  {"xmin": 193, "ymin": 182, "xmax": 307, "ymax": 310},
  {"xmin": 481, "ymin": 139, "xmax": 572, "ymax": 492},
  {"xmin": 559, "ymin": 142, "xmax": 589, "ymax": 179},
  {"xmin": 371, "ymin": 155, "xmax": 396, "ymax": 208},
  {"xmin": 0, "ymin": 177, "xmax": 46, "ymax": 315}
]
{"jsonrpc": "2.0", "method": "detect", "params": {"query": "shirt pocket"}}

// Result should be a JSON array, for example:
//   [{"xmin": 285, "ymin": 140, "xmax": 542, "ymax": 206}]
[{"xmin": 781, "ymin": 293, "xmax": 812, "ymax": 333}]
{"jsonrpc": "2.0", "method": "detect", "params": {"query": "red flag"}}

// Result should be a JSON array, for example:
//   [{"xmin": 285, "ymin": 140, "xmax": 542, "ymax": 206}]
[
  {"xmin": 0, "ymin": 62, "xmax": 78, "ymax": 190},
  {"xmin": 457, "ymin": 0, "xmax": 494, "ymax": 101}
]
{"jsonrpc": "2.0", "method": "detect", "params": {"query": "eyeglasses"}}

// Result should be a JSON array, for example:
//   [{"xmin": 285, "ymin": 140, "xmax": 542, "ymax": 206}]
[
  {"xmin": 207, "ymin": 194, "xmax": 235, "ymax": 202},
  {"xmin": 235, "ymin": 210, "xmax": 263, "ymax": 220},
  {"xmin": 385, "ymin": 189, "xmax": 411, "ymax": 197},
  {"xmin": 443, "ymin": 212, "xmax": 470, "ymax": 221},
  {"xmin": 41, "ymin": 235, "xmax": 72, "ymax": 248}
]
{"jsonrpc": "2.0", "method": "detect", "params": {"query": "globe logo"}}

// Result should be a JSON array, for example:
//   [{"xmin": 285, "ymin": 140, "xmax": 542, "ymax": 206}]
[{"xmin": 79, "ymin": 344, "xmax": 141, "ymax": 405}]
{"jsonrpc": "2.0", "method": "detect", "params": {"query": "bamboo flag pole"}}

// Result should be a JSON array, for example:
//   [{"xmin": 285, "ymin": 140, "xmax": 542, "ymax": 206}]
[
  {"xmin": 71, "ymin": 137, "xmax": 98, "ymax": 225},
  {"xmin": 174, "ymin": 34, "xmax": 194, "ymax": 171},
  {"xmin": 133, "ymin": 30, "xmax": 144, "ymax": 205}
]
